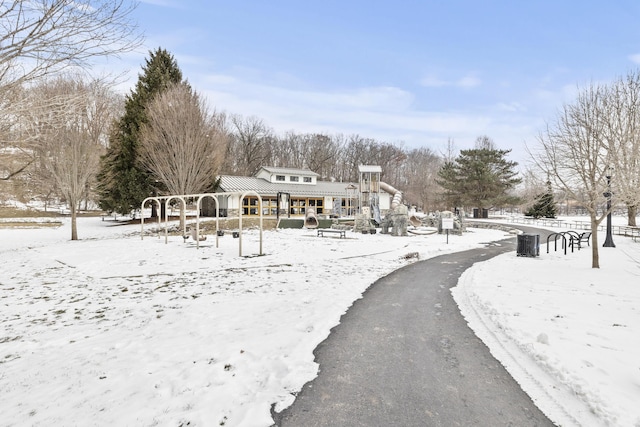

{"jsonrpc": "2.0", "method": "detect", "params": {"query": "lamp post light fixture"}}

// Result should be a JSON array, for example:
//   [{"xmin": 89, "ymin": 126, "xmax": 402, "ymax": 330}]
[{"xmin": 603, "ymin": 166, "xmax": 616, "ymax": 248}]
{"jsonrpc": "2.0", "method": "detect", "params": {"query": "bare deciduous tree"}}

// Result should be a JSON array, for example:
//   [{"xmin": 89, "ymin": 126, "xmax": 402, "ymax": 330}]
[
  {"xmin": 22, "ymin": 76, "xmax": 120, "ymax": 239},
  {"xmin": 223, "ymin": 115, "xmax": 273, "ymax": 176},
  {"xmin": 0, "ymin": 0, "xmax": 141, "ymax": 181},
  {"xmin": 402, "ymin": 147, "xmax": 442, "ymax": 211},
  {"xmin": 518, "ymin": 167, "xmax": 549, "ymax": 213},
  {"xmin": 531, "ymin": 83, "xmax": 613, "ymax": 268},
  {"xmin": 474, "ymin": 135, "xmax": 497, "ymax": 150},
  {"xmin": 138, "ymin": 83, "xmax": 228, "ymax": 197},
  {"xmin": 0, "ymin": 0, "xmax": 141, "ymax": 94},
  {"xmin": 271, "ymin": 131, "xmax": 305, "ymax": 170},
  {"xmin": 338, "ymin": 135, "xmax": 379, "ymax": 182},
  {"xmin": 297, "ymin": 133, "xmax": 340, "ymax": 179},
  {"xmin": 603, "ymin": 72, "xmax": 640, "ymax": 226}
]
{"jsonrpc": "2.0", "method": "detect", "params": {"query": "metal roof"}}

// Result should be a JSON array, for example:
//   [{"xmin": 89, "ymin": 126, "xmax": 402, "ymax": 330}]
[
  {"xmin": 258, "ymin": 166, "xmax": 320, "ymax": 177},
  {"xmin": 219, "ymin": 175, "xmax": 358, "ymax": 197}
]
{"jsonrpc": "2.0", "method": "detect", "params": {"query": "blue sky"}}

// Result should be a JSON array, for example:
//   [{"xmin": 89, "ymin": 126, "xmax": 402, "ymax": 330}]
[{"xmin": 113, "ymin": 0, "xmax": 640, "ymax": 166}]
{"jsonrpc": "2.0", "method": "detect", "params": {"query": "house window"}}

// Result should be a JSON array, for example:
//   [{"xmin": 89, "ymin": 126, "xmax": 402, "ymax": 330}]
[
  {"xmin": 261, "ymin": 197, "xmax": 277, "ymax": 215},
  {"xmin": 303, "ymin": 177, "xmax": 312, "ymax": 183},
  {"xmin": 289, "ymin": 198, "xmax": 323, "ymax": 215},
  {"xmin": 242, "ymin": 196, "xmax": 265, "ymax": 216},
  {"xmin": 308, "ymin": 198, "xmax": 323, "ymax": 214},
  {"xmin": 290, "ymin": 198, "xmax": 303, "ymax": 215},
  {"xmin": 276, "ymin": 175, "xmax": 285, "ymax": 181},
  {"xmin": 290, "ymin": 176, "xmax": 299, "ymax": 182}
]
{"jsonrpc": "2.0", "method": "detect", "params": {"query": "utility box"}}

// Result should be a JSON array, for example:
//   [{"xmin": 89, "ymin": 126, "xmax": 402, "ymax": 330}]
[{"xmin": 517, "ymin": 233, "xmax": 540, "ymax": 257}]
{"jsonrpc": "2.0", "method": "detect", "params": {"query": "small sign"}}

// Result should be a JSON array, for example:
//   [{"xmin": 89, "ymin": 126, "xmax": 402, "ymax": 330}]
[{"xmin": 442, "ymin": 218, "xmax": 454, "ymax": 230}]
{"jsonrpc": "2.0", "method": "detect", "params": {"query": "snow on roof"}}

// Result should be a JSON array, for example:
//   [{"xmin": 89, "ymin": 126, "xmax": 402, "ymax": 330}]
[
  {"xmin": 358, "ymin": 165, "xmax": 382, "ymax": 173},
  {"xmin": 219, "ymin": 175, "xmax": 356, "ymax": 197}
]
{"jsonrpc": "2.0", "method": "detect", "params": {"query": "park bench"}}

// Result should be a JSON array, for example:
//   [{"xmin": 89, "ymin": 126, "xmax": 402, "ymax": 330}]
[
  {"xmin": 564, "ymin": 231, "xmax": 591, "ymax": 250},
  {"xmin": 575, "ymin": 231, "xmax": 592, "ymax": 248},
  {"xmin": 101, "ymin": 211, "xmax": 134, "ymax": 221},
  {"xmin": 317, "ymin": 229, "xmax": 346, "ymax": 238},
  {"xmin": 101, "ymin": 212, "xmax": 119, "ymax": 221}
]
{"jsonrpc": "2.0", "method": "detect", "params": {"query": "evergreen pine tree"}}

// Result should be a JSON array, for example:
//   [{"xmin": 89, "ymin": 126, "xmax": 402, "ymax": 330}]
[
  {"xmin": 525, "ymin": 181, "xmax": 557, "ymax": 218},
  {"xmin": 437, "ymin": 145, "xmax": 521, "ymax": 212},
  {"xmin": 96, "ymin": 48, "xmax": 184, "ymax": 215}
]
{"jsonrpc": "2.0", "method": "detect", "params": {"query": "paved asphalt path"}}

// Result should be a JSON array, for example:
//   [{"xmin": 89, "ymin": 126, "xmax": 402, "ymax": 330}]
[{"xmin": 273, "ymin": 226, "xmax": 557, "ymax": 427}]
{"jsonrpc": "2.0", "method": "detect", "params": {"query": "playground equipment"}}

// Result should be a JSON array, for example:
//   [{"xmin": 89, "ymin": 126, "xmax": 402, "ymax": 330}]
[
  {"xmin": 304, "ymin": 208, "xmax": 319, "ymax": 228},
  {"xmin": 356, "ymin": 165, "xmax": 421, "ymax": 236},
  {"xmin": 354, "ymin": 165, "xmax": 464, "ymax": 236},
  {"xmin": 408, "ymin": 214, "xmax": 422, "ymax": 227},
  {"xmin": 140, "ymin": 191, "xmax": 263, "ymax": 256},
  {"xmin": 380, "ymin": 181, "xmax": 403, "ymax": 210}
]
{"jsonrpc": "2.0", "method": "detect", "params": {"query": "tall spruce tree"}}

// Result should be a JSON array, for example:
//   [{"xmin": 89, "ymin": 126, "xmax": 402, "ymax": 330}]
[
  {"xmin": 525, "ymin": 181, "xmax": 557, "ymax": 218},
  {"xmin": 437, "ymin": 145, "xmax": 521, "ymax": 213},
  {"xmin": 96, "ymin": 48, "xmax": 184, "ymax": 215}
]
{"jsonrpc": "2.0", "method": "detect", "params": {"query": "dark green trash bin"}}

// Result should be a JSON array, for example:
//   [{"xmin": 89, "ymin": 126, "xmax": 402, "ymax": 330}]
[{"xmin": 517, "ymin": 233, "xmax": 539, "ymax": 257}]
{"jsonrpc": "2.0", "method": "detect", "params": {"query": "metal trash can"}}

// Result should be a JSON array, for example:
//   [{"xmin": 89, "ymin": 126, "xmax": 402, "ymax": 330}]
[{"xmin": 517, "ymin": 233, "xmax": 540, "ymax": 257}]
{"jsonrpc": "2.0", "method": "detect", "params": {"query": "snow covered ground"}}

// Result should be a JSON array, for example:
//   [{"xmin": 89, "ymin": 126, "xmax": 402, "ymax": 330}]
[
  {"xmin": 0, "ymin": 215, "xmax": 638, "ymax": 426},
  {"xmin": 454, "ymin": 218, "xmax": 640, "ymax": 427}
]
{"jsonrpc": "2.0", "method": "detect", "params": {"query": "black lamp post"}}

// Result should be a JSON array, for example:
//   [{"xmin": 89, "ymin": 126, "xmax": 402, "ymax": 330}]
[{"xmin": 603, "ymin": 167, "xmax": 615, "ymax": 248}]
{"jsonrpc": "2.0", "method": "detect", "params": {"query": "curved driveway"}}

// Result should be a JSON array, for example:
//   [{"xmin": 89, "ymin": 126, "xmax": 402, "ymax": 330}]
[{"xmin": 273, "ymin": 226, "xmax": 556, "ymax": 426}]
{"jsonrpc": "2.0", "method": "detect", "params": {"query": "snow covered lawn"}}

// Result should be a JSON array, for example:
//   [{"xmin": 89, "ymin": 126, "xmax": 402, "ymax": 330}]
[
  {"xmin": 454, "ymin": 220, "xmax": 640, "ymax": 427},
  {"xmin": 1, "ymin": 216, "xmax": 638, "ymax": 426},
  {"xmin": 1, "ymin": 218, "xmax": 506, "ymax": 427}
]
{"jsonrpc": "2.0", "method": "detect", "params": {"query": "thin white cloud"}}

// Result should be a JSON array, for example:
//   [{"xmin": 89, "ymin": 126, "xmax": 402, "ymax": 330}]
[
  {"xmin": 112, "ymin": 58, "xmax": 536, "ymax": 165},
  {"xmin": 319, "ymin": 86, "xmax": 414, "ymax": 111},
  {"xmin": 496, "ymin": 102, "xmax": 526, "ymax": 112},
  {"xmin": 139, "ymin": 0, "xmax": 182, "ymax": 7},
  {"xmin": 628, "ymin": 53, "xmax": 640, "ymax": 64},
  {"xmin": 419, "ymin": 73, "xmax": 481, "ymax": 88},
  {"xmin": 419, "ymin": 75, "xmax": 448, "ymax": 87},
  {"xmin": 193, "ymin": 70, "xmax": 537, "ymax": 165},
  {"xmin": 201, "ymin": 73, "xmax": 415, "ymax": 113},
  {"xmin": 144, "ymin": 27, "xmax": 208, "ymax": 51},
  {"xmin": 457, "ymin": 75, "xmax": 481, "ymax": 88},
  {"xmin": 204, "ymin": 74, "xmax": 238, "ymax": 85},
  {"xmin": 532, "ymin": 84, "xmax": 580, "ymax": 107}
]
